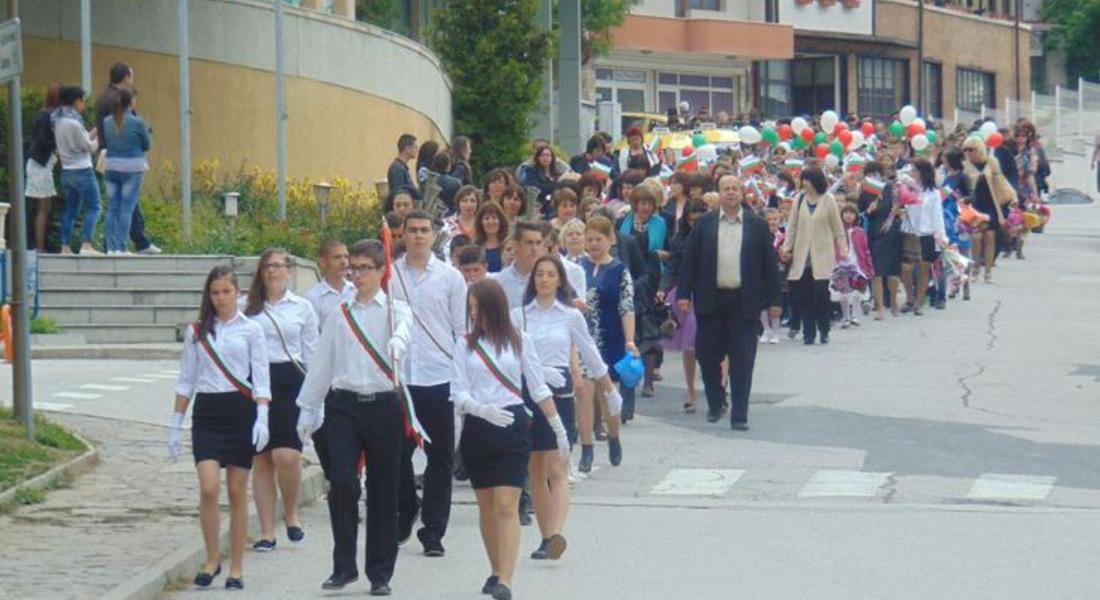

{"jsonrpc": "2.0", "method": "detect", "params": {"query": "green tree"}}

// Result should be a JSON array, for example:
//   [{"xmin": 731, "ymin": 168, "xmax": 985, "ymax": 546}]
[
  {"xmin": 1041, "ymin": 0, "xmax": 1100, "ymax": 83},
  {"xmin": 429, "ymin": 0, "xmax": 552, "ymax": 178},
  {"xmin": 581, "ymin": 0, "xmax": 638, "ymax": 65}
]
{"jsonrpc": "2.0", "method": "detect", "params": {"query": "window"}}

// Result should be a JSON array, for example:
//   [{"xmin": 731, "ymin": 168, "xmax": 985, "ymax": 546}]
[
  {"xmin": 657, "ymin": 71, "xmax": 738, "ymax": 118},
  {"xmin": 792, "ymin": 57, "xmax": 837, "ymax": 116},
  {"xmin": 756, "ymin": 60, "xmax": 790, "ymax": 118},
  {"xmin": 857, "ymin": 57, "xmax": 909, "ymax": 117},
  {"xmin": 957, "ymin": 68, "xmax": 995, "ymax": 112},
  {"xmin": 765, "ymin": 0, "xmax": 779, "ymax": 22},
  {"xmin": 922, "ymin": 62, "xmax": 943, "ymax": 119},
  {"xmin": 596, "ymin": 67, "xmax": 650, "ymax": 114},
  {"xmin": 690, "ymin": 0, "xmax": 722, "ymax": 9}
]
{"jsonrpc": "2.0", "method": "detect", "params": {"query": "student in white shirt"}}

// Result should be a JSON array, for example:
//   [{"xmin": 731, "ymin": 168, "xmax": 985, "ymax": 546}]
[
  {"xmin": 304, "ymin": 239, "xmax": 355, "ymax": 331},
  {"xmin": 295, "ymin": 240, "xmax": 412, "ymax": 596},
  {"xmin": 900, "ymin": 159, "xmax": 947, "ymax": 316},
  {"xmin": 391, "ymin": 210, "xmax": 467, "ymax": 557},
  {"xmin": 240, "ymin": 249, "xmax": 319, "ymax": 551},
  {"xmin": 170, "ymin": 266, "xmax": 272, "ymax": 591},
  {"xmin": 452, "ymin": 279, "xmax": 565, "ymax": 600},
  {"xmin": 512, "ymin": 256, "xmax": 621, "ymax": 562}
]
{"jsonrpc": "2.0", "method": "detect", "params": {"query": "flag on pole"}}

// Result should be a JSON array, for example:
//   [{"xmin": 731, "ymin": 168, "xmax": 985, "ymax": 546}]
[
  {"xmin": 647, "ymin": 135, "xmax": 663, "ymax": 156},
  {"xmin": 739, "ymin": 154, "xmax": 765, "ymax": 176},
  {"xmin": 862, "ymin": 176, "xmax": 886, "ymax": 198}
]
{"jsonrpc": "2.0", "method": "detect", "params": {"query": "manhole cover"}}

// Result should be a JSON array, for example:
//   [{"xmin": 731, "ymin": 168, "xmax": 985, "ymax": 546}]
[{"xmin": 1048, "ymin": 188, "xmax": 1094, "ymax": 205}]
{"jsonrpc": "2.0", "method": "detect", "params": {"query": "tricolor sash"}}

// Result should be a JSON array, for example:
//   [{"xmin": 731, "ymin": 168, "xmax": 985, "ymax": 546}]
[
  {"xmin": 472, "ymin": 340, "xmax": 523, "ymax": 400},
  {"xmin": 192, "ymin": 323, "xmax": 253, "ymax": 400}
]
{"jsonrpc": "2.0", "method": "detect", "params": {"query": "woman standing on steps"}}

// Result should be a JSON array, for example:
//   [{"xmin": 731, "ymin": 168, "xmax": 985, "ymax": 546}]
[
  {"xmin": 241, "ymin": 249, "xmax": 319, "ymax": 552},
  {"xmin": 169, "ymin": 265, "xmax": 271, "ymax": 590},
  {"xmin": 512, "ymin": 256, "xmax": 620, "ymax": 562}
]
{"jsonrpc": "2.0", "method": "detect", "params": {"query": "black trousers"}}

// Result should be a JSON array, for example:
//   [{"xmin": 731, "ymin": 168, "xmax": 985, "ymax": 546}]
[
  {"xmin": 398, "ymin": 383, "xmax": 454, "ymax": 545},
  {"xmin": 326, "ymin": 390, "xmax": 402, "ymax": 584},
  {"xmin": 695, "ymin": 289, "xmax": 760, "ymax": 424},
  {"xmin": 312, "ymin": 390, "xmax": 339, "ymax": 558},
  {"xmin": 796, "ymin": 266, "xmax": 831, "ymax": 342}
]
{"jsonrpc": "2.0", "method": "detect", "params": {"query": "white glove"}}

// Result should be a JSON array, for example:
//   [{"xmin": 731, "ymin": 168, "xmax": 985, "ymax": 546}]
[
  {"xmin": 168, "ymin": 412, "xmax": 185, "ymax": 462},
  {"xmin": 296, "ymin": 406, "xmax": 318, "ymax": 444},
  {"xmin": 252, "ymin": 404, "xmax": 270, "ymax": 452},
  {"xmin": 387, "ymin": 337, "xmax": 407, "ymax": 362},
  {"xmin": 547, "ymin": 414, "xmax": 570, "ymax": 462},
  {"xmin": 606, "ymin": 387, "xmax": 624, "ymax": 417},
  {"xmin": 470, "ymin": 403, "xmax": 515, "ymax": 428},
  {"xmin": 542, "ymin": 366, "xmax": 566, "ymax": 389}
]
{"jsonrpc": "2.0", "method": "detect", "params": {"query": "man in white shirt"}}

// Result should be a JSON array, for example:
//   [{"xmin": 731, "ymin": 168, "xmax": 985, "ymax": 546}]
[
  {"xmin": 295, "ymin": 240, "xmax": 412, "ymax": 596},
  {"xmin": 492, "ymin": 221, "xmax": 544, "ymax": 309},
  {"xmin": 304, "ymin": 240, "xmax": 355, "ymax": 332},
  {"xmin": 391, "ymin": 210, "xmax": 467, "ymax": 557}
]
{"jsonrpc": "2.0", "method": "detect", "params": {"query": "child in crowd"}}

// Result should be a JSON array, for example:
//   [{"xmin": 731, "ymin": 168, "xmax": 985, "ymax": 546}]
[
  {"xmin": 759, "ymin": 208, "xmax": 784, "ymax": 343},
  {"xmin": 835, "ymin": 203, "xmax": 874, "ymax": 329}
]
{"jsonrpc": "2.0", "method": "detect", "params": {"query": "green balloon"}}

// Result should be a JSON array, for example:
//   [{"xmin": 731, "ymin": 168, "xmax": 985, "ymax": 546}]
[
  {"xmin": 692, "ymin": 133, "xmax": 706, "ymax": 148},
  {"xmin": 926, "ymin": 130, "xmax": 938, "ymax": 144},
  {"xmin": 889, "ymin": 121, "xmax": 905, "ymax": 138},
  {"xmin": 762, "ymin": 127, "xmax": 779, "ymax": 146},
  {"xmin": 814, "ymin": 131, "xmax": 828, "ymax": 145},
  {"xmin": 791, "ymin": 136, "xmax": 806, "ymax": 150},
  {"xmin": 830, "ymin": 140, "xmax": 844, "ymax": 157}
]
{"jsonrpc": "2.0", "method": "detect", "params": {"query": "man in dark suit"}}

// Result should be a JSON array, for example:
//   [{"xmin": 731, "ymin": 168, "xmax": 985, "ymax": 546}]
[{"xmin": 677, "ymin": 175, "xmax": 781, "ymax": 429}]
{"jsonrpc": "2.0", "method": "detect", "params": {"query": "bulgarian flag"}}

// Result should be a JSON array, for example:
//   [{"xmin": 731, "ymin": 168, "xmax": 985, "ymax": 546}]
[
  {"xmin": 589, "ymin": 160, "xmax": 612, "ymax": 175},
  {"xmin": 862, "ymin": 176, "xmax": 886, "ymax": 198},
  {"xmin": 647, "ymin": 135, "xmax": 663, "ymax": 156},
  {"xmin": 677, "ymin": 151, "xmax": 698, "ymax": 172},
  {"xmin": 739, "ymin": 154, "xmax": 765, "ymax": 176},
  {"xmin": 846, "ymin": 154, "xmax": 866, "ymax": 173},
  {"xmin": 745, "ymin": 176, "xmax": 765, "ymax": 202},
  {"xmin": 784, "ymin": 157, "xmax": 804, "ymax": 176}
]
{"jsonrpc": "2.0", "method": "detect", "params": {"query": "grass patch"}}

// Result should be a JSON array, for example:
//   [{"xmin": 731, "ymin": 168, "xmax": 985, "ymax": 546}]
[
  {"xmin": 30, "ymin": 318, "xmax": 62, "ymax": 334},
  {"xmin": 14, "ymin": 486, "xmax": 45, "ymax": 505},
  {"xmin": 0, "ymin": 406, "xmax": 85, "ymax": 493}
]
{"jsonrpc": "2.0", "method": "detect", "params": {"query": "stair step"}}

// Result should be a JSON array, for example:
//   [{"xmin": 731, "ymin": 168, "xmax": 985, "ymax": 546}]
[
  {"xmin": 40, "ymin": 305, "xmax": 197, "ymax": 325},
  {"xmin": 39, "ymin": 288, "xmax": 204, "ymax": 306},
  {"xmin": 37, "ymin": 254, "xmax": 235, "ymax": 273},
  {"xmin": 59, "ymin": 323, "xmax": 183, "ymax": 344},
  {"xmin": 38, "ymin": 271, "xmax": 212, "ymax": 289}
]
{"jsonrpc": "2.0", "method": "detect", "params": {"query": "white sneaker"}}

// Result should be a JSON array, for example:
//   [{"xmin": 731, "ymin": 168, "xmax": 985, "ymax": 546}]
[
  {"xmin": 137, "ymin": 243, "xmax": 162, "ymax": 255},
  {"xmin": 768, "ymin": 334, "xmax": 780, "ymax": 344}
]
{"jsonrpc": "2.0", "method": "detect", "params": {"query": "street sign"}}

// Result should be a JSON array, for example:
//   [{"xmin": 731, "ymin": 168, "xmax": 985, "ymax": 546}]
[{"xmin": 0, "ymin": 19, "xmax": 22, "ymax": 84}]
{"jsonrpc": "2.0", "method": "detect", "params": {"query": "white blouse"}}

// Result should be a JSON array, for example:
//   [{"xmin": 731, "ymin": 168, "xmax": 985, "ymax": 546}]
[
  {"xmin": 511, "ymin": 300, "xmax": 608, "ymax": 377},
  {"xmin": 238, "ymin": 291, "xmax": 319, "ymax": 365},
  {"xmin": 176, "ymin": 312, "xmax": 271, "ymax": 399},
  {"xmin": 304, "ymin": 278, "xmax": 356, "ymax": 333},
  {"xmin": 450, "ymin": 332, "xmax": 552, "ymax": 410}
]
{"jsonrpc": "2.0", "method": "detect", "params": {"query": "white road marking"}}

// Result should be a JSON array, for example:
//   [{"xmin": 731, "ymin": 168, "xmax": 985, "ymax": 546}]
[
  {"xmin": 160, "ymin": 369, "xmax": 181, "ymax": 375},
  {"xmin": 35, "ymin": 402, "xmax": 73, "ymax": 412},
  {"xmin": 81, "ymin": 383, "xmax": 130, "ymax": 392},
  {"xmin": 799, "ymin": 470, "xmax": 893, "ymax": 498},
  {"xmin": 53, "ymin": 391, "xmax": 103, "ymax": 400},
  {"xmin": 650, "ymin": 468, "xmax": 745, "ymax": 497},
  {"xmin": 967, "ymin": 473, "xmax": 1056, "ymax": 502},
  {"xmin": 111, "ymin": 377, "xmax": 158, "ymax": 384},
  {"xmin": 1056, "ymin": 275, "xmax": 1100, "ymax": 284},
  {"xmin": 144, "ymin": 373, "xmax": 181, "ymax": 380}
]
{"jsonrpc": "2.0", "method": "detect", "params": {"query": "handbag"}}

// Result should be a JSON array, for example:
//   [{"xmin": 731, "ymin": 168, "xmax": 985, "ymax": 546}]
[
  {"xmin": 263, "ymin": 308, "xmax": 307, "ymax": 375},
  {"xmin": 95, "ymin": 149, "xmax": 107, "ymax": 174}
]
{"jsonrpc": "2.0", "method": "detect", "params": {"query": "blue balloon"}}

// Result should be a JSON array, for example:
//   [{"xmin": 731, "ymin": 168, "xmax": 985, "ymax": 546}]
[{"xmin": 613, "ymin": 354, "xmax": 644, "ymax": 389}]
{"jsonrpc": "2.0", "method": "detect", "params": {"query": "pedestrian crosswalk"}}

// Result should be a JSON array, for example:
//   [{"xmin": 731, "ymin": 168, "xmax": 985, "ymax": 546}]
[{"xmin": 647, "ymin": 468, "xmax": 1059, "ymax": 505}]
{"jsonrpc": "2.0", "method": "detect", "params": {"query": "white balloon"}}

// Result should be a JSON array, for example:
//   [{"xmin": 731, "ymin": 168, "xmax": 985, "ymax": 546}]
[
  {"xmin": 792, "ymin": 117, "xmax": 809, "ymax": 134},
  {"xmin": 695, "ymin": 143, "xmax": 718, "ymax": 165},
  {"xmin": 778, "ymin": 141, "xmax": 792, "ymax": 152},
  {"xmin": 763, "ymin": 120, "xmax": 777, "ymax": 131},
  {"xmin": 820, "ymin": 110, "xmax": 839, "ymax": 134},
  {"xmin": 824, "ymin": 153, "xmax": 840, "ymax": 169},
  {"xmin": 910, "ymin": 133, "xmax": 929, "ymax": 151},
  {"xmin": 979, "ymin": 121, "xmax": 998, "ymax": 140},
  {"xmin": 850, "ymin": 130, "xmax": 866, "ymax": 149},
  {"xmin": 739, "ymin": 125, "xmax": 762, "ymax": 145},
  {"xmin": 900, "ymin": 105, "xmax": 918, "ymax": 125}
]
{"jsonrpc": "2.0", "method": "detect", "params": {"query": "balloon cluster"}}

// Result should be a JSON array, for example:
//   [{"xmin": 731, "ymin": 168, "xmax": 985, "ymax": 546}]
[{"xmin": 978, "ymin": 121, "xmax": 1004, "ymax": 148}]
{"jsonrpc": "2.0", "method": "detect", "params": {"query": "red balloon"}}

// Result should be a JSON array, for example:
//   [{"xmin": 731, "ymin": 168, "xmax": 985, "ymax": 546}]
[
  {"xmin": 815, "ymin": 143, "xmax": 830, "ymax": 159},
  {"xmin": 838, "ymin": 129, "xmax": 853, "ymax": 148},
  {"xmin": 682, "ymin": 145, "xmax": 694, "ymax": 157},
  {"xmin": 986, "ymin": 131, "xmax": 1004, "ymax": 148},
  {"xmin": 835, "ymin": 122, "xmax": 849, "ymax": 133},
  {"xmin": 778, "ymin": 124, "xmax": 793, "ymax": 140},
  {"xmin": 800, "ymin": 128, "xmax": 815, "ymax": 143},
  {"xmin": 861, "ymin": 122, "xmax": 875, "ymax": 137},
  {"xmin": 906, "ymin": 122, "xmax": 926, "ymax": 138}
]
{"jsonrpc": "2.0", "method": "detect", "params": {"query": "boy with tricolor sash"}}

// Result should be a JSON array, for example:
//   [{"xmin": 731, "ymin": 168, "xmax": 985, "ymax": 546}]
[{"xmin": 296, "ymin": 239, "xmax": 415, "ymax": 596}]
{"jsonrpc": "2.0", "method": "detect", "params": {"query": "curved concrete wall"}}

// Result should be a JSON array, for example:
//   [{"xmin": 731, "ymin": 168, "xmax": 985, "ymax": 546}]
[{"xmin": 21, "ymin": 0, "xmax": 452, "ymax": 186}]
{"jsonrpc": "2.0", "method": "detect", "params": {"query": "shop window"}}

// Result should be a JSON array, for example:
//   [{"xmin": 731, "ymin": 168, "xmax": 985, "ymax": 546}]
[
  {"xmin": 857, "ymin": 57, "xmax": 909, "ymax": 117},
  {"xmin": 957, "ymin": 68, "xmax": 995, "ymax": 112}
]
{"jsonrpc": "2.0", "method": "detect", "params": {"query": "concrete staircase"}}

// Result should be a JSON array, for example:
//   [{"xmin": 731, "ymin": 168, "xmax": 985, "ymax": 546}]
[{"xmin": 36, "ymin": 255, "xmax": 320, "ymax": 344}]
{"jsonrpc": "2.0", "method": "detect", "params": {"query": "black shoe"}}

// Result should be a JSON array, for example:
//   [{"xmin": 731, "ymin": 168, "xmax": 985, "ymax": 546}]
[
  {"xmin": 225, "ymin": 577, "xmax": 244, "ymax": 591},
  {"xmin": 933, "ymin": 299, "xmax": 946, "ymax": 310},
  {"xmin": 519, "ymin": 507, "xmax": 532, "ymax": 526},
  {"xmin": 492, "ymin": 583, "xmax": 513, "ymax": 600},
  {"xmin": 482, "ymin": 575, "xmax": 500, "ymax": 594},
  {"xmin": 286, "ymin": 525, "xmax": 305, "ymax": 543},
  {"xmin": 530, "ymin": 539, "xmax": 550, "ymax": 560},
  {"xmin": 252, "ymin": 538, "xmax": 276, "ymax": 552},
  {"xmin": 397, "ymin": 504, "xmax": 419, "ymax": 546},
  {"xmin": 370, "ymin": 582, "xmax": 393, "ymax": 596},
  {"xmin": 730, "ymin": 422, "xmax": 750, "ymax": 431},
  {"xmin": 322, "ymin": 572, "xmax": 359, "ymax": 590},
  {"xmin": 608, "ymin": 437, "xmax": 622, "ymax": 466},
  {"xmin": 803, "ymin": 338, "xmax": 815, "ymax": 345},
  {"xmin": 193, "ymin": 564, "xmax": 221, "ymax": 588},
  {"xmin": 706, "ymin": 410, "xmax": 721, "ymax": 423},
  {"xmin": 578, "ymin": 445, "xmax": 594, "ymax": 473},
  {"xmin": 418, "ymin": 529, "xmax": 445, "ymax": 557},
  {"xmin": 820, "ymin": 334, "xmax": 829, "ymax": 345},
  {"xmin": 454, "ymin": 463, "xmax": 469, "ymax": 482}
]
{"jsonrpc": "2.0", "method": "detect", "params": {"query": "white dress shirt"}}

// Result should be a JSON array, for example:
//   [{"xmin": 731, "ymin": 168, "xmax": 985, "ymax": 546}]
[
  {"xmin": 491, "ymin": 264, "xmax": 532, "ymax": 310},
  {"xmin": 176, "ymin": 311, "xmax": 272, "ymax": 399},
  {"xmin": 716, "ymin": 207, "xmax": 743, "ymax": 290},
  {"xmin": 392, "ymin": 254, "xmax": 467, "ymax": 386},
  {"xmin": 238, "ymin": 291, "xmax": 319, "ymax": 365},
  {"xmin": 562, "ymin": 258, "xmax": 587, "ymax": 300},
  {"xmin": 902, "ymin": 188, "xmax": 947, "ymax": 239},
  {"xmin": 450, "ymin": 332, "xmax": 552, "ymax": 411},
  {"xmin": 296, "ymin": 292, "xmax": 412, "ymax": 414},
  {"xmin": 305, "ymin": 278, "xmax": 356, "ymax": 333},
  {"xmin": 512, "ymin": 300, "xmax": 608, "ymax": 377}
]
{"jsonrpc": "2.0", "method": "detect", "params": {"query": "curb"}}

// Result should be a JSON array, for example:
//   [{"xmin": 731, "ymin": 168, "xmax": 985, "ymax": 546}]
[
  {"xmin": 0, "ymin": 431, "xmax": 99, "ymax": 506},
  {"xmin": 99, "ymin": 464, "xmax": 327, "ymax": 600},
  {"xmin": 32, "ymin": 344, "xmax": 182, "ymax": 360}
]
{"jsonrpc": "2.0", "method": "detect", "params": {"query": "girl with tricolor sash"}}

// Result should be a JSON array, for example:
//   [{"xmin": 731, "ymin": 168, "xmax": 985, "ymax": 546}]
[{"xmin": 170, "ymin": 265, "xmax": 272, "ymax": 591}]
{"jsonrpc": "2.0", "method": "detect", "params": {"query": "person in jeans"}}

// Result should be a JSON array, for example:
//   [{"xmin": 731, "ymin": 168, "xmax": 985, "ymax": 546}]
[
  {"xmin": 26, "ymin": 84, "xmax": 61, "ymax": 252},
  {"xmin": 54, "ymin": 85, "xmax": 101, "ymax": 255},
  {"xmin": 102, "ymin": 88, "xmax": 151, "ymax": 255}
]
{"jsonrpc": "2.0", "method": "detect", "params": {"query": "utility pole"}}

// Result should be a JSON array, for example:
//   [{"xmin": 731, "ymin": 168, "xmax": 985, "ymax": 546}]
[
  {"xmin": 275, "ymin": 0, "xmax": 287, "ymax": 221},
  {"xmin": 179, "ymin": 0, "xmax": 192, "ymax": 241},
  {"xmin": 917, "ymin": 0, "xmax": 924, "ymax": 113},
  {"xmin": 1013, "ymin": 0, "xmax": 1021, "ymax": 101}
]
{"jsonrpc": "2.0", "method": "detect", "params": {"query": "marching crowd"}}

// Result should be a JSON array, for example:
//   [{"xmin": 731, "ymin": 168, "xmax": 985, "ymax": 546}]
[{"xmin": 168, "ymin": 105, "xmax": 1052, "ymax": 599}]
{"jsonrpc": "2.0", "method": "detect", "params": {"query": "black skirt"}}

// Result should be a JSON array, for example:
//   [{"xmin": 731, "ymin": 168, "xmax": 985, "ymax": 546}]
[
  {"xmin": 265, "ymin": 362, "xmax": 305, "ymax": 452},
  {"xmin": 193, "ymin": 391, "xmax": 256, "ymax": 469},
  {"xmin": 524, "ymin": 368, "xmax": 574, "ymax": 452},
  {"xmin": 460, "ymin": 405, "xmax": 531, "ymax": 489}
]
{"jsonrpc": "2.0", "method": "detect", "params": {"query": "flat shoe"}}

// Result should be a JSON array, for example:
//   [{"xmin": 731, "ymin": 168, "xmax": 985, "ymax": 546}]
[
  {"xmin": 530, "ymin": 539, "xmax": 549, "ymax": 560},
  {"xmin": 482, "ymin": 575, "xmax": 500, "ymax": 595},
  {"xmin": 287, "ymin": 525, "xmax": 305, "ymax": 542},
  {"xmin": 545, "ymin": 533, "xmax": 567, "ymax": 559},
  {"xmin": 225, "ymin": 576, "xmax": 243, "ymax": 591},
  {"xmin": 193, "ymin": 564, "xmax": 221, "ymax": 588},
  {"xmin": 370, "ymin": 582, "xmax": 392, "ymax": 596},
  {"xmin": 492, "ymin": 583, "xmax": 513, "ymax": 600},
  {"xmin": 683, "ymin": 400, "xmax": 697, "ymax": 414}
]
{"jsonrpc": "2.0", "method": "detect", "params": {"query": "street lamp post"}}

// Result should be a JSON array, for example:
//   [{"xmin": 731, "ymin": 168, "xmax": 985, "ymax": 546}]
[{"xmin": 313, "ymin": 181, "xmax": 333, "ymax": 226}]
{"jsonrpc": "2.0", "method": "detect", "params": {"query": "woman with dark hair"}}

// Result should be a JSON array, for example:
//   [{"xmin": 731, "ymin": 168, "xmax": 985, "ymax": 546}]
[
  {"xmin": 443, "ymin": 185, "xmax": 481, "ymax": 252},
  {"xmin": 239, "ymin": 249, "xmax": 319, "ymax": 551},
  {"xmin": 55, "ymin": 85, "xmax": 102, "ymax": 254},
  {"xmin": 512, "ymin": 256, "xmax": 619, "ymax": 561},
  {"xmin": 171, "ymin": 266, "xmax": 271, "ymax": 590},
  {"xmin": 899, "ymin": 158, "xmax": 946, "ymax": 316},
  {"xmin": 618, "ymin": 184, "xmax": 667, "ymax": 397},
  {"xmin": 617, "ymin": 126, "xmax": 657, "ymax": 175},
  {"xmin": 576, "ymin": 171, "xmax": 607, "ymax": 207},
  {"xmin": 501, "ymin": 183, "xmax": 529, "ymax": 223},
  {"xmin": 548, "ymin": 188, "xmax": 580, "ymax": 232},
  {"xmin": 483, "ymin": 168, "xmax": 516, "ymax": 206},
  {"xmin": 518, "ymin": 143, "xmax": 562, "ymax": 217},
  {"xmin": 27, "ymin": 84, "xmax": 62, "ymax": 252},
  {"xmin": 940, "ymin": 148, "xmax": 971, "ymax": 302},
  {"xmin": 451, "ymin": 279, "xmax": 561, "ymax": 600},
  {"xmin": 475, "ymin": 201, "xmax": 509, "ymax": 273},
  {"xmin": 430, "ymin": 151, "xmax": 462, "ymax": 214},
  {"xmin": 859, "ymin": 160, "xmax": 903, "ymax": 319},
  {"xmin": 780, "ymin": 167, "xmax": 847, "ymax": 344},
  {"xmin": 103, "ymin": 88, "xmax": 152, "ymax": 255},
  {"xmin": 662, "ymin": 199, "xmax": 709, "ymax": 413},
  {"xmin": 450, "ymin": 135, "xmax": 473, "ymax": 186},
  {"xmin": 662, "ymin": 171, "xmax": 692, "ymax": 236},
  {"xmin": 415, "ymin": 140, "xmax": 440, "ymax": 190}
]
